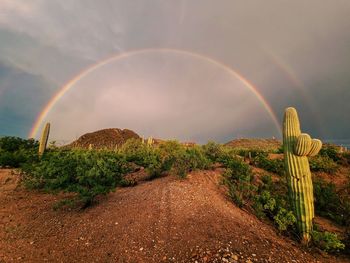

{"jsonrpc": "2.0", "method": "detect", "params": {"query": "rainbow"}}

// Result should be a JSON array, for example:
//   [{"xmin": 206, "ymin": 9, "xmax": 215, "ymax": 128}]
[
  {"xmin": 29, "ymin": 48, "xmax": 281, "ymax": 138},
  {"xmin": 266, "ymin": 51, "xmax": 324, "ymax": 136}
]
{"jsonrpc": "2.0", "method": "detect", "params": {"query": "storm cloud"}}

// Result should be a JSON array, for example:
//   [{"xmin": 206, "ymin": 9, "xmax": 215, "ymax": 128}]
[{"xmin": 0, "ymin": 0, "xmax": 349, "ymax": 143}]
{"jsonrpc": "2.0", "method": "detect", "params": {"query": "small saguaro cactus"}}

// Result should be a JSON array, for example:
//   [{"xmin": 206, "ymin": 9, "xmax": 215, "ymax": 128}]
[
  {"xmin": 147, "ymin": 137, "xmax": 154, "ymax": 146},
  {"xmin": 283, "ymin": 107, "xmax": 322, "ymax": 245},
  {"xmin": 39, "ymin": 122, "xmax": 50, "ymax": 156}
]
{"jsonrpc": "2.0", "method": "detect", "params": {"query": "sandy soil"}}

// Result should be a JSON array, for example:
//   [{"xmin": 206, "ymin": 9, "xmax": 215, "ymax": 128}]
[{"xmin": 0, "ymin": 169, "xmax": 348, "ymax": 263}]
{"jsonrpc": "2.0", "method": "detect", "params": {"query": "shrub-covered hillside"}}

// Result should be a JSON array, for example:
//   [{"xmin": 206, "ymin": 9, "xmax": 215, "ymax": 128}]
[{"xmin": 1, "ymin": 136, "xmax": 349, "ymax": 259}]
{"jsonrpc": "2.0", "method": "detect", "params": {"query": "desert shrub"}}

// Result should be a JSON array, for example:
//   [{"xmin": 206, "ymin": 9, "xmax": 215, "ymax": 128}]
[
  {"xmin": 312, "ymin": 230, "xmax": 345, "ymax": 253},
  {"xmin": 22, "ymin": 149, "xmax": 130, "ymax": 207},
  {"xmin": 309, "ymin": 155, "xmax": 338, "ymax": 174},
  {"xmin": 313, "ymin": 179, "xmax": 350, "ymax": 226},
  {"xmin": 185, "ymin": 145, "xmax": 211, "ymax": 170},
  {"xmin": 253, "ymin": 175, "xmax": 296, "ymax": 232},
  {"xmin": 118, "ymin": 139, "xmax": 164, "ymax": 178},
  {"xmin": 275, "ymin": 146, "xmax": 284, "ymax": 154},
  {"xmin": 119, "ymin": 138, "xmax": 152, "ymax": 166},
  {"xmin": 0, "ymin": 137, "xmax": 39, "ymax": 168},
  {"xmin": 320, "ymin": 145, "xmax": 341, "ymax": 162},
  {"xmin": 252, "ymin": 154, "xmax": 284, "ymax": 175},
  {"xmin": 119, "ymin": 178, "xmax": 137, "ymax": 187},
  {"xmin": 273, "ymin": 208, "xmax": 296, "ymax": 231},
  {"xmin": 236, "ymin": 149, "xmax": 267, "ymax": 159},
  {"xmin": 0, "ymin": 136, "xmax": 38, "ymax": 151},
  {"xmin": 340, "ymin": 152, "xmax": 350, "ymax": 166},
  {"xmin": 120, "ymin": 140, "xmax": 211, "ymax": 179},
  {"xmin": 260, "ymin": 174, "xmax": 273, "ymax": 190},
  {"xmin": 313, "ymin": 179, "xmax": 340, "ymax": 219},
  {"xmin": 221, "ymin": 156, "xmax": 254, "ymax": 207},
  {"xmin": 157, "ymin": 140, "xmax": 185, "ymax": 171},
  {"xmin": 157, "ymin": 141, "xmax": 211, "ymax": 178},
  {"xmin": 255, "ymin": 190, "xmax": 276, "ymax": 215},
  {"xmin": 253, "ymin": 189, "xmax": 296, "ymax": 231},
  {"xmin": 202, "ymin": 141, "xmax": 224, "ymax": 162}
]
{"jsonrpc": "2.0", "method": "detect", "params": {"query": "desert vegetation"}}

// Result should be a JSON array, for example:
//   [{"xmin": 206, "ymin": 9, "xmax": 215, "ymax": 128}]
[{"xmin": 1, "ymin": 113, "xmax": 350, "ymax": 260}]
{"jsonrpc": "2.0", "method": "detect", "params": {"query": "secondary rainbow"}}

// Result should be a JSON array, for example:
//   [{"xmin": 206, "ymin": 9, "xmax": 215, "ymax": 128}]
[
  {"xmin": 29, "ymin": 48, "xmax": 281, "ymax": 138},
  {"xmin": 266, "ymin": 50, "xmax": 323, "ymax": 136}
]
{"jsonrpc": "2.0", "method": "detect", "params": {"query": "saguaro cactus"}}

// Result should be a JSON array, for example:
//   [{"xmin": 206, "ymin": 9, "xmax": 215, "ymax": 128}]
[
  {"xmin": 283, "ymin": 107, "xmax": 322, "ymax": 244},
  {"xmin": 147, "ymin": 137, "xmax": 154, "ymax": 146},
  {"xmin": 39, "ymin": 122, "xmax": 50, "ymax": 156}
]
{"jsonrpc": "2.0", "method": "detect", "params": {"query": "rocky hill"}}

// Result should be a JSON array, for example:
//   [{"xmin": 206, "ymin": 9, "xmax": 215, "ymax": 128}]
[{"xmin": 66, "ymin": 128, "xmax": 140, "ymax": 149}]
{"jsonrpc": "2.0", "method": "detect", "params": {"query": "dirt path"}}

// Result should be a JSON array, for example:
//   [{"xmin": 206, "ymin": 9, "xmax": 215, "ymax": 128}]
[{"xmin": 0, "ymin": 169, "xmax": 347, "ymax": 262}]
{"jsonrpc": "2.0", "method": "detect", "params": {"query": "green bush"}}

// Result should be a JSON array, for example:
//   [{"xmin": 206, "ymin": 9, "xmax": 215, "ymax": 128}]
[
  {"xmin": 202, "ymin": 141, "xmax": 224, "ymax": 162},
  {"xmin": 309, "ymin": 155, "xmax": 338, "ymax": 174},
  {"xmin": 313, "ymin": 180, "xmax": 340, "ymax": 219},
  {"xmin": 118, "ymin": 139, "xmax": 153, "ymax": 166},
  {"xmin": 221, "ymin": 156, "xmax": 254, "ymax": 207},
  {"xmin": 158, "ymin": 141, "xmax": 211, "ymax": 178},
  {"xmin": 0, "ymin": 136, "xmax": 38, "ymax": 152},
  {"xmin": 118, "ymin": 139, "xmax": 164, "ymax": 178},
  {"xmin": 22, "ymin": 149, "xmax": 130, "ymax": 207},
  {"xmin": 236, "ymin": 149, "xmax": 267, "ymax": 159},
  {"xmin": 312, "ymin": 230, "xmax": 345, "ymax": 253},
  {"xmin": 275, "ymin": 146, "xmax": 284, "ymax": 154},
  {"xmin": 273, "ymin": 208, "xmax": 296, "ymax": 231},
  {"xmin": 340, "ymin": 152, "xmax": 350, "ymax": 166},
  {"xmin": 260, "ymin": 174, "xmax": 273, "ymax": 190},
  {"xmin": 184, "ymin": 145, "xmax": 211, "ymax": 171},
  {"xmin": 119, "ymin": 139, "xmax": 211, "ymax": 179},
  {"xmin": 320, "ymin": 145, "xmax": 340, "ymax": 162},
  {"xmin": 252, "ymin": 154, "xmax": 284, "ymax": 175},
  {"xmin": 253, "ymin": 188, "xmax": 295, "ymax": 231},
  {"xmin": 156, "ymin": 140, "xmax": 187, "ymax": 178},
  {"xmin": 314, "ymin": 179, "xmax": 350, "ymax": 226},
  {"xmin": 253, "ymin": 190, "xmax": 276, "ymax": 219},
  {"xmin": 252, "ymin": 176, "xmax": 296, "ymax": 232},
  {"xmin": 0, "ymin": 137, "xmax": 39, "ymax": 168}
]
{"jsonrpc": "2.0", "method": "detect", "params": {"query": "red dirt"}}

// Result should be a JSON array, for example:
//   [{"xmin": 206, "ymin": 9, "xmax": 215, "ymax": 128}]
[
  {"xmin": 0, "ymin": 169, "xmax": 348, "ymax": 263},
  {"xmin": 65, "ymin": 128, "xmax": 140, "ymax": 149},
  {"xmin": 313, "ymin": 166, "xmax": 350, "ymax": 189}
]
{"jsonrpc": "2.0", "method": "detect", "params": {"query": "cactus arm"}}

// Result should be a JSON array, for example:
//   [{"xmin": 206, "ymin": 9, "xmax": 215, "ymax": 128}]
[
  {"xmin": 308, "ymin": 139, "xmax": 322, "ymax": 156},
  {"xmin": 294, "ymin": 133, "xmax": 312, "ymax": 156},
  {"xmin": 38, "ymin": 122, "xmax": 50, "ymax": 156}
]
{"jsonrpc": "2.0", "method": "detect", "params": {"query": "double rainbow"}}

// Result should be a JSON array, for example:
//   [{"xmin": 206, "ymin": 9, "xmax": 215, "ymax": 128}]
[{"xmin": 29, "ymin": 48, "xmax": 281, "ymax": 138}]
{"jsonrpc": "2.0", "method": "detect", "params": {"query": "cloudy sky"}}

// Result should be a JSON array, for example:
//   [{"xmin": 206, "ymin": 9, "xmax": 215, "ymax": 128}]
[{"xmin": 0, "ymin": 0, "xmax": 349, "ymax": 143}]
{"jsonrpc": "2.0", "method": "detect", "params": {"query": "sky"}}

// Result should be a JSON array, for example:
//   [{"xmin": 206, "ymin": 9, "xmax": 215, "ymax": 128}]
[{"xmin": 0, "ymin": 0, "xmax": 349, "ymax": 144}]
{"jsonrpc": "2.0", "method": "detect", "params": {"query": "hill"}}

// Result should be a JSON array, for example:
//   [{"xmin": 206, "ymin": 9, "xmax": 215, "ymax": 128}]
[{"xmin": 66, "ymin": 128, "xmax": 140, "ymax": 149}]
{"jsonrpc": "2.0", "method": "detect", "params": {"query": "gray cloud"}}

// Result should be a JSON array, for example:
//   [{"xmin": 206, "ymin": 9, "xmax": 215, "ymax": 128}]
[{"xmin": 0, "ymin": 0, "xmax": 349, "ymax": 142}]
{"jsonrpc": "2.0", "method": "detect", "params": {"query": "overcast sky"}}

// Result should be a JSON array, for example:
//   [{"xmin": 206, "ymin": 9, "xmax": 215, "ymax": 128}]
[{"xmin": 0, "ymin": 0, "xmax": 349, "ymax": 143}]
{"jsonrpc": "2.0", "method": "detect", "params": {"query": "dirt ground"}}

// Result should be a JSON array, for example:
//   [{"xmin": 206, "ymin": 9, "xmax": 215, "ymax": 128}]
[{"xmin": 0, "ymin": 169, "xmax": 348, "ymax": 263}]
